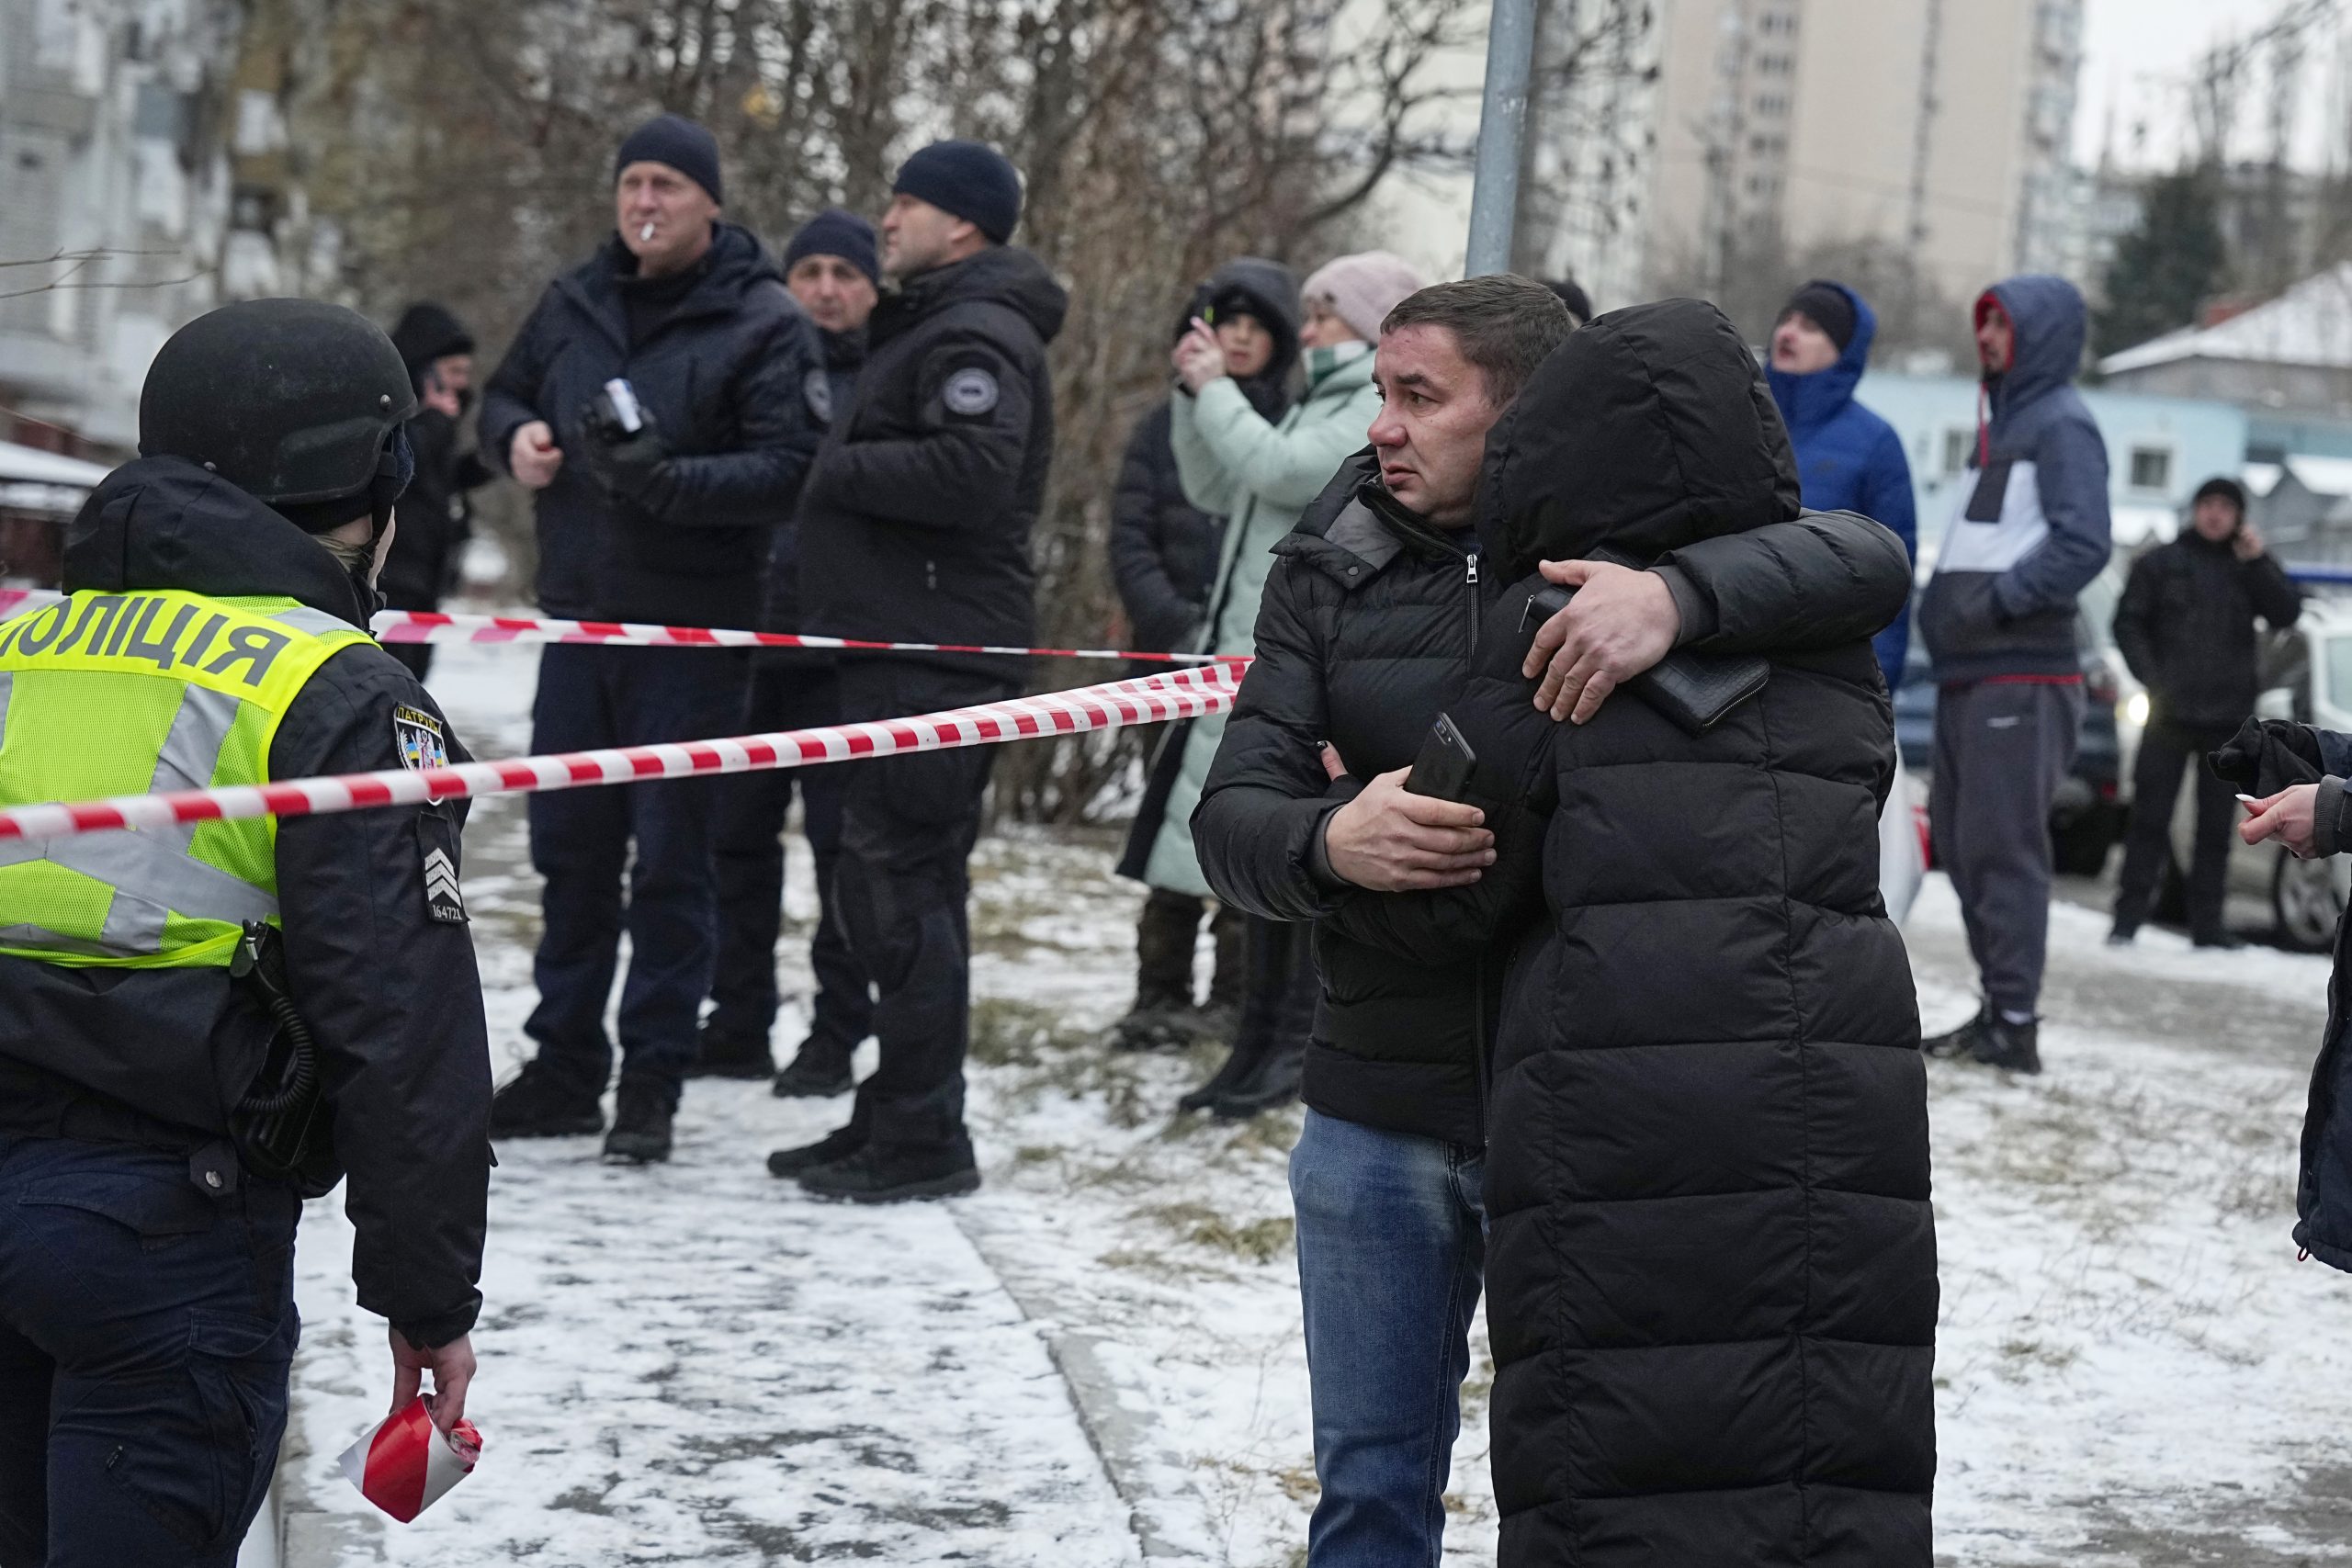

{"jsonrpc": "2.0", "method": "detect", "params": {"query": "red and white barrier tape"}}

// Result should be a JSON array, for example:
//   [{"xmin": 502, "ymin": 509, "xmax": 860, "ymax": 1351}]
[
  {"xmin": 0, "ymin": 662, "xmax": 1241, "ymax": 841},
  {"xmin": 0, "ymin": 591, "xmax": 1245, "ymax": 666},
  {"xmin": 374, "ymin": 607, "xmax": 1246, "ymax": 663}
]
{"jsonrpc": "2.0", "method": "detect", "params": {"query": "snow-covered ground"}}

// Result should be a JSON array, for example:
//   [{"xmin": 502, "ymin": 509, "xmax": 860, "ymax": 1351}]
[{"xmin": 277, "ymin": 644, "xmax": 2352, "ymax": 1566}]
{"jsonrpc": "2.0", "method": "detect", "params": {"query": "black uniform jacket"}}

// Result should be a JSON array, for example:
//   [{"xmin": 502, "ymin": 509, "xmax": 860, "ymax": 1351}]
[
  {"xmin": 2113, "ymin": 527, "xmax": 2303, "ymax": 732},
  {"xmin": 480, "ymin": 220, "xmax": 823, "ymax": 627},
  {"xmin": 0, "ymin": 457, "xmax": 492, "ymax": 1348},
  {"xmin": 797, "ymin": 245, "xmax": 1069, "ymax": 680},
  {"xmin": 1190, "ymin": 442, "xmax": 1914, "ymax": 1148}
]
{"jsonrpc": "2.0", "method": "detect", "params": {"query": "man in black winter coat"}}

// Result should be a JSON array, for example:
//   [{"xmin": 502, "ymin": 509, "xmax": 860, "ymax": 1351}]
[
  {"xmin": 2110, "ymin": 475, "xmax": 2303, "ymax": 946},
  {"xmin": 695, "ymin": 210, "xmax": 882, "ymax": 1092},
  {"xmin": 479, "ymin": 114, "xmax": 824, "ymax": 1164},
  {"xmin": 767, "ymin": 141, "xmax": 1068, "ymax": 1204},
  {"xmin": 382, "ymin": 301, "xmax": 492, "ymax": 682},
  {"xmin": 0, "ymin": 301, "xmax": 489, "ymax": 1562},
  {"xmin": 1191, "ymin": 278, "xmax": 1916, "ymax": 1567}
]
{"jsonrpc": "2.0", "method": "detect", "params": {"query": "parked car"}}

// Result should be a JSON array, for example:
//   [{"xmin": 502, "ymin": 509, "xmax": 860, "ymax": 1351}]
[
  {"xmin": 1895, "ymin": 560, "xmax": 2143, "ymax": 875},
  {"xmin": 2165, "ymin": 598, "xmax": 2352, "ymax": 950}
]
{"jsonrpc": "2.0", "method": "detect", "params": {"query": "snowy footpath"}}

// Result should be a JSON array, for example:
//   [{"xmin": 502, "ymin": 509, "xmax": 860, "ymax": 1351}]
[{"xmin": 273, "ymin": 645, "xmax": 2352, "ymax": 1566}]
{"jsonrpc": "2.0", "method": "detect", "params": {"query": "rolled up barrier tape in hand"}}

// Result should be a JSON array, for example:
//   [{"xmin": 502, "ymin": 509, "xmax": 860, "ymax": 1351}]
[
  {"xmin": 0, "ymin": 592, "xmax": 1247, "ymax": 666},
  {"xmin": 0, "ymin": 662, "xmax": 1242, "ymax": 841},
  {"xmin": 337, "ymin": 1397, "xmax": 482, "ymax": 1523}
]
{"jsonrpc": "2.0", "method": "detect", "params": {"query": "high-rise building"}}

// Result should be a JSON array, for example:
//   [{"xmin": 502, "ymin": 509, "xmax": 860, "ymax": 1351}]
[
  {"xmin": 0, "ymin": 0, "xmax": 232, "ymax": 450},
  {"xmin": 1531, "ymin": 0, "xmax": 2085, "ymax": 313}
]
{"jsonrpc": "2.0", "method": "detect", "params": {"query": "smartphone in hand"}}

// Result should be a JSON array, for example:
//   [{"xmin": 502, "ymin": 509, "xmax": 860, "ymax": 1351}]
[{"xmin": 1405, "ymin": 713, "xmax": 1477, "ymax": 800}]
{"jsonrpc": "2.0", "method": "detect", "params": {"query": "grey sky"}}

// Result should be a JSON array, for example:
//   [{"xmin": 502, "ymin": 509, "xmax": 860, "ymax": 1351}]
[{"xmin": 2077, "ymin": 0, "xmax": 2348, "ymax": 171}]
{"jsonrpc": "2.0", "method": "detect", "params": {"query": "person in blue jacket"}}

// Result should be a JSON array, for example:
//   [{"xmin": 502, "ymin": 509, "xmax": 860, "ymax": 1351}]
[{"xmin": 1766, "ymin": 280, "xmax": 1917, "ymax": 688}]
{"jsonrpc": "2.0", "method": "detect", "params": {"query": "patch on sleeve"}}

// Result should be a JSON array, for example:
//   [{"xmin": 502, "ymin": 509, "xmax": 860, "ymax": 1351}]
[
  {"xmin": 803, "ymin": 367, "xmax": 834, "ymax": 423},
  {"xmin": 942, "ymin": 367, "xmax": 1001, "ymax": 421},
  {"xmin": 392, "ymin": 705, "xmax": 448, "ymax": 772},
  {"xmin": 418, "ymin": 812, "xmax": 467, "ymax": 924}
]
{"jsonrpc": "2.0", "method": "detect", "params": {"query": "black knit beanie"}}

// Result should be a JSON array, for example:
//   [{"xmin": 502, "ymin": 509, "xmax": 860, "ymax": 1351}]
[
  {"xmin": 615, "ymin": 113, "xmax": 723, "ymax": 204},
  {"xmin": 785, "ymin": 209, "xmax": 880, "ymax": 286},
  {"xmin": 2194, "ymin": 476, "xmax": 2247, "ymax": 516},
  {"xmin": 891, "ymin": 140, "xmax": 1023, "ymax": 244},
  {"xmin": 1781, "ymin": 280, "xmax": 1858, "ymax": 353}
]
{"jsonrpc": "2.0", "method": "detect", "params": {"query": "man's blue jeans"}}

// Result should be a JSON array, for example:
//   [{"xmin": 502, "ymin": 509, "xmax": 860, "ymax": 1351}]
[
  {"xmin": 0, "ymin": 1135, "xmax": 300, "ymax": 1568},
  {"xmin": 1289, "ymin": 1109, "xmax": 1486, "ymax": 1567}
]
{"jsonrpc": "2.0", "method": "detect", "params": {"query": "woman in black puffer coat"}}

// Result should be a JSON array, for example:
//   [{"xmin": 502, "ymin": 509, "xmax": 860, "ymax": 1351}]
[{"xmin": 1324, "ymin": 298, "xmax": 1935, "ymax": 1566}]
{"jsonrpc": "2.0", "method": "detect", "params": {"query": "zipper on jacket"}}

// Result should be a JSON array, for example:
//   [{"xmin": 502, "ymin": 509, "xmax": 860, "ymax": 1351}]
[{"xmin": 1464, "ymin": 549, "xmax": 1482, "ymax": 658}]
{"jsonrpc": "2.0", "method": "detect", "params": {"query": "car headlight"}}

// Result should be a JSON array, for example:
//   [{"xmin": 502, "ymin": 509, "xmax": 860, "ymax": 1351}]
[{"xmin": 2124, "ymin": 691, "xmax": 2149, "ymax": 728}]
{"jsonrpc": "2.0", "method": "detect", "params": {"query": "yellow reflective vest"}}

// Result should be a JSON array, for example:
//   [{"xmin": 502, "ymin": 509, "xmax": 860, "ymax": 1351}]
[{"xmin": 0, "ymin": 589, "xmax": 372, "ymax": 968}]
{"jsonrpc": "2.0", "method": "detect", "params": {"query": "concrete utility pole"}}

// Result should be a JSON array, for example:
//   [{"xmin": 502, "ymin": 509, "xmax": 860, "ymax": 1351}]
[{"xmin": 1466, "ymin": 0, "xmax": 1540, "ymax": 276}]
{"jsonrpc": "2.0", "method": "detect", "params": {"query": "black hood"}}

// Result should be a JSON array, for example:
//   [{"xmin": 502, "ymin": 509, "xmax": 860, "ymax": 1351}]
[
  {"xmin": 893, "ymin": 245, "xmax": 1069, "ymax": 344},
  {"xmin": 389, "ymin": 301, "xmax": 472, "ymax": 378},
  {"xmin": 63, "ymin": 457, "xmax": 376, "ymax": 628},
  {"xmin": 1476, "ymin": 298, "xmax": 1801, "ymax": 582},
  {"xmin": 1187, "ymin": 256, "xmax": 1302, "ymax": 420},
  {"xmin": 1183, "ymin": 258, "xmax": 1302, "ymax": 360}
]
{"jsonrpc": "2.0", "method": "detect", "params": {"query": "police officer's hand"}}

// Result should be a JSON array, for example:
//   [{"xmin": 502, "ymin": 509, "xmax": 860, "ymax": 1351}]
[
  {"xmin": 510, "ymin": 421, "xmax": 563, "ymax": 489},
  {"xmin": 390, "ymin": 1327, "xmax": 477, "ymax": 1432}
]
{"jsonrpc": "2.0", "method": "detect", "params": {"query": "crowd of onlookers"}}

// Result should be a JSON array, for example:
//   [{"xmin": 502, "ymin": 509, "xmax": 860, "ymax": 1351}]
[{"xmin": 358, "ymin": 107, "xmax": 2352, "ymax": 1568}]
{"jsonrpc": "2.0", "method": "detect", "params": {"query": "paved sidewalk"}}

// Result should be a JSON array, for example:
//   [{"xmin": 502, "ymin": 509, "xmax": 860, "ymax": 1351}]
[{"xmin": 280, "ymin": 1079, "xmax": 1143, "ymax": 1565}]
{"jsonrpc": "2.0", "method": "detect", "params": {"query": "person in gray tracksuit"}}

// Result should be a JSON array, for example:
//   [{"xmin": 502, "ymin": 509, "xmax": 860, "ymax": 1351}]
[{"xmin": 1917, "ymin": 274, "xmax": 2112, "ymax": 1075}]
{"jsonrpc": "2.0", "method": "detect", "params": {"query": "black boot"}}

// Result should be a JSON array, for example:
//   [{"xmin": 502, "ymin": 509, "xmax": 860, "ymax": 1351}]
[
  {"xmin": 798, "ymin": 1138, "xmax": 980, "ymax": 1203},
  {"xmin": 1181, "ymin": 914, "xmax": 1295, "ymax": 1112},
  {"xmin": 767, "ymin": 1123, "xmax": 865, "ymax": 1178},
  {"xmin": 602, "ymin": 1077, "xmax": 674, "ymax": 1163},
  {"xmin": 1206, "ymin": 904, "xmax": 1247, "ymax": 1013},
  {"xmin": 1213, "ymin": 924, "xmax": 1314, "ymax": 1119},
  {"xmin": 1969, "ymin": 1016, "xmax": 2042, "ymax": 1075},
  {"xmin": 684, "ymin": 1021, "xmax": 775, "ymax": 1081},
  {"xmin": 489, "ymin": 1060, "xmax": 605, "ymax": 1138},
  {"xmin": 1920, "ymin": 1005, "xmax": 1992, "ymax": 1060},
  {"xmin": 1212, "ymin": 1040, "xmax": 1305, "ymax": 1119},
  {"xmin": 1113, "ymin": 891, "xmax": 1205, "ymax": 1051},
  {"xmin": 773, "ymin": 1032, "xmax": 857, "ymax": 1098}
]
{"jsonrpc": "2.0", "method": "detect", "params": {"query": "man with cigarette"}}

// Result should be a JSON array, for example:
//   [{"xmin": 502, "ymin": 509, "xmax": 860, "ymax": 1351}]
[{"xmin": 480, "ymin": 113, "xmax": 824, "ymax": 1164}]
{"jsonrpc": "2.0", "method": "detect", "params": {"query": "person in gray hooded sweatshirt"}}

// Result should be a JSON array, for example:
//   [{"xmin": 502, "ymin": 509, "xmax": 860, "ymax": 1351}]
[{"xmin": 1917, "ymin": 275, "xmax": 2112, "ymax": 1075}]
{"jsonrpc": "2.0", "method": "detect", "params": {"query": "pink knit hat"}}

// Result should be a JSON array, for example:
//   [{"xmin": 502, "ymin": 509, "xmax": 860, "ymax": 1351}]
[{"xmin": 1302, "ymin": 250, "xmax": 1431, "ymax": 343}]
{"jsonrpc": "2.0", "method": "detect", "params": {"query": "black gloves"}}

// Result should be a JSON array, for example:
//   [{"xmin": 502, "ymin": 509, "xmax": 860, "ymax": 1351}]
[
  {"xmin": 579, "ymin": 394, "xmax": 676, "ymax": 516},
  {"xmin": 2208, "ymin": 716, "xmax": 2325, "ymax": 796}
]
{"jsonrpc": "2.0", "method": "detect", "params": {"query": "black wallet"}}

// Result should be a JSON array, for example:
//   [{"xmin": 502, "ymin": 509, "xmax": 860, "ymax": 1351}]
[{"xmin": 1521, "ymin": 583, "xmax": 1769, "ymax": 735}]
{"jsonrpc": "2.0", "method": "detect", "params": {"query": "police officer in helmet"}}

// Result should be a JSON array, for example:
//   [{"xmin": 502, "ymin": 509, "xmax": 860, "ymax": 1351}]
[{"xmin": 0, "ymin": 299, "xmax": 491, "ymax": 1566}]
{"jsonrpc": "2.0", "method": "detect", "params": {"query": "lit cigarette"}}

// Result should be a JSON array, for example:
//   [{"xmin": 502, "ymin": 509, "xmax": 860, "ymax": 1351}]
[{"xmin": 639, "ymin": 221, "xmax": 655, "ymax": 242}]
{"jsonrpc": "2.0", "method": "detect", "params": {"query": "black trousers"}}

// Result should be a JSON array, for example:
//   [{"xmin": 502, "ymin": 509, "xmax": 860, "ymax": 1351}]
[
  {"xmin": 707, "ymin": 652, "xmax": 871, "ymax": 1050},
  {"xmin": 0, "ymin": 1137, "xmax": 300, "ymax": 1568},
  {"xmin": 2113, "ymin": 719, "xmax": 2242, "ymax": 942},
  {"xmin": 524, "ymin": 644, "xmax": 750, "ymax": 1101},
  {"xmin": 831, "ymin": 660, "xmax": 1016, "ymax": 1151}
]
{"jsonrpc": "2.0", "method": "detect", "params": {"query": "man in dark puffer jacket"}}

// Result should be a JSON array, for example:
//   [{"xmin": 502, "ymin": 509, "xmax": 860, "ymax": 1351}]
[
  {"xmin": 1193, "ymin": 278, "xmax": 1917, "ymax": 1567},
  {"xmin": 1317, "ymin": 299, "xmax": 1934, "ymax": 1567}
]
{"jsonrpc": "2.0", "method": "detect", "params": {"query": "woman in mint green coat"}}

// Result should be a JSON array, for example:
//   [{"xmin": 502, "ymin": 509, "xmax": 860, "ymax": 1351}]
[{"xmin": 1134, "ymin": 250, "xmax": 1428, "ymax": 1118}]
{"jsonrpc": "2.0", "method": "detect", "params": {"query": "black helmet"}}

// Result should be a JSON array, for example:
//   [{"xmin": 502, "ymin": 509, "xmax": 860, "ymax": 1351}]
[{"xmin": 140, "ymin": 298, "xmax": 418, "ymax": 506}]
